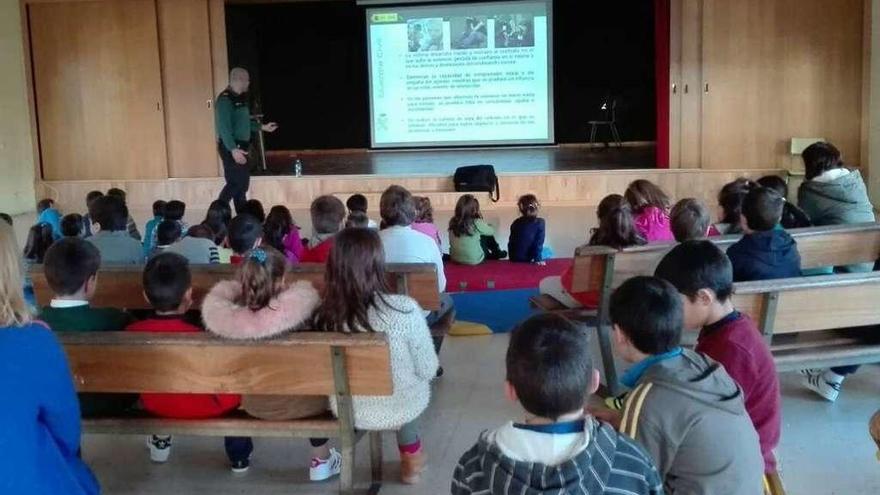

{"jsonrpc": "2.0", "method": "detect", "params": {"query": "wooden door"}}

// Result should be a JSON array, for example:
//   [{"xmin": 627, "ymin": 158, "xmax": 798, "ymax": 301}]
[
  {"xmin": 700, "ymin": 0, "xmax": 863, "ymax": 170},
  {"xmin": 29, "ymin": 0, "xmax": 167, "ymax": 180},
  {"xmin": 158, "ymin": 0, "xmax": 218, "ymax": 178}
]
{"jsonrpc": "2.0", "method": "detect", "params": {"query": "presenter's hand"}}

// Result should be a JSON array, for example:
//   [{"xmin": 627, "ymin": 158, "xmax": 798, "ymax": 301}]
[
  {"xmin": 232, "ymin": 149, "xmax": 248, "ymax": 165},
  {"xmin": 262, "ymin": 122, "xmax": 279, "ymax": 133}
]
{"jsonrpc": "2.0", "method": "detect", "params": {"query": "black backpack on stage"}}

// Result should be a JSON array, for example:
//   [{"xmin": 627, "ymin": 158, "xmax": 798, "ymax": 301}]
[{"xmin": 453, "ymin": 165, "xmax": 500, "ymax": 202}]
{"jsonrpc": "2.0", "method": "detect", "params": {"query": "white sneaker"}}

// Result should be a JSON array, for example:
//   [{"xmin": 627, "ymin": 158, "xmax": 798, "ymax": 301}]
[
  {"xmin": 801, "ymin": 369, "xmax": 844, "ymax": 402},
  {"xmin": 148, "ymin": 435, "xmax": 172, "ymax": 463},
  {"xmin": 309, "ymin": 448, "xmax": 342, "ymax": 481}
]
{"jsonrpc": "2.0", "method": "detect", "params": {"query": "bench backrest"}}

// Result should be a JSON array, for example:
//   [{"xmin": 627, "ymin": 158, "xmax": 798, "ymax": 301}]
[
  {"xmin": 732, "ymin": 271, "xmax": 880, "ymax": 338},
  {"xmin": 570, "ymin": 222, "xmax": 880, "ymax": 293},
  {"xmin": 31, "ymin": 262, "xmax": 441, "ymax": 311},
  {"xmin": 59, "ymin": 331, "xmax": 393, "ymax": 396}
]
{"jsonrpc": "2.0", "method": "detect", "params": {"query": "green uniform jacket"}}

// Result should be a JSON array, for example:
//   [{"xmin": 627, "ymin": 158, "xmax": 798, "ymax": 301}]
[{"xmin": 215, "ymin": 88, "xmax": 260, "ymax": 152}]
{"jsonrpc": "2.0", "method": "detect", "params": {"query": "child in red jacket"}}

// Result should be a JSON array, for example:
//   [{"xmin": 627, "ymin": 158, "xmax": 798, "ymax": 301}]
[
  {"xmin": 655, "ymin": 240, "xmax": 781, "ymax": 479},
  {"xmin": 301, "ymin": 195, "xmax": 346, "ymax": 263},
  {"xmin": 126, "ymin": 253, "xmax": 241, "ymax": 464}
]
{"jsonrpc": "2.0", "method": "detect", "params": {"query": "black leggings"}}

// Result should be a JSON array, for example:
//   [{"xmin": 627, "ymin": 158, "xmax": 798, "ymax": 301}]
[
  {"xmin": 480, "ymin": 235, "xmax": 505, "ymax": 260},
  {"xmin": 310, "ymin": 438, "xmax": 328, "ymax": 447}
]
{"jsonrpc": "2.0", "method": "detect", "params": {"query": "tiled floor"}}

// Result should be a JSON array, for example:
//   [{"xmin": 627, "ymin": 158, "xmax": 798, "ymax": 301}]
[{"xmin": 81, "ymin": 333, "xmax": 880, "ymax": 495}]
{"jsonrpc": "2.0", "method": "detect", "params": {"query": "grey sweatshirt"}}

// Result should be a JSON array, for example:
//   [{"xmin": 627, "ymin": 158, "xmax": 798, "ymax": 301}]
[{"xmin": 621, "ymin": 349, "xmax": 764, "ymax": 495}]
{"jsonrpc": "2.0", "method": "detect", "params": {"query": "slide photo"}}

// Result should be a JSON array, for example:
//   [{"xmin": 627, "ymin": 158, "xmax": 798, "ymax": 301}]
[
  {"xmin": 407, "ymin": 18, "xmax": 444, "ymax": 52},
  {"xmin": 451, "ymin": 16, "xmax": 488, "ymax": 50},
  {"xmin": 494, "ymin": 14, "xmax": 535, "ymax": 48}
]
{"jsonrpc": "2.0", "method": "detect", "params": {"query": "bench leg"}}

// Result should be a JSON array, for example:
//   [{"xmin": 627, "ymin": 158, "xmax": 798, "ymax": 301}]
[
  {"xmin": 339, "ymin": 431, "xmax": 356, "ymax": 495},
  {"xmin": 369, "ymin": 431, "xmax": 383, "ymax": 494}
]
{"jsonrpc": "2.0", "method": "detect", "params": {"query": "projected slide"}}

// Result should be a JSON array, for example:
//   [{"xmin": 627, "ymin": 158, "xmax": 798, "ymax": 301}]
[{"xmin": 367, "ymin": 1, "xmax": 553, "ymax": 148}]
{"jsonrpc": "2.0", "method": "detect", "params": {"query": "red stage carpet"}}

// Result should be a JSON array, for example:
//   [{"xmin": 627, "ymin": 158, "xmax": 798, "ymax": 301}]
[{"xmin": 444, "ymin": 258, "xmax": 570, "ymax": 293}]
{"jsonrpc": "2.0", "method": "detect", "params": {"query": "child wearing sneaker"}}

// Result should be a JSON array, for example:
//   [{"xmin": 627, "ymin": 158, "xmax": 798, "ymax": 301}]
[
  {"xmin": 125, "ymin": 253, "xmax": 241, "ymax": 464},
  {"xmin": 202, "ymin": 246, "xmax": 335, "ymax": 478},
  {"xmin": 655, "ymin": 241, "xmax": 782, "ymax": 479},
  {"xmin": 452, "ymin": 313, "xmax": 663, "ymax": 495},
  {"xmin": 313, "ymin": 228, "xmax": 438, "ymax": 484}
]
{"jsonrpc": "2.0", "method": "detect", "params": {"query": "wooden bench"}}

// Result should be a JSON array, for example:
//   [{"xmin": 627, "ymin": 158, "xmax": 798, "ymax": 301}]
[
  {"xmin": 534, "ymin": 222, "xmax": 880, "ymax": 395},
  {"xmin": 733, "ymin": 272, "xmax": 880, "ymax": 371},
  {"xmin": 61, "ymin": 331, "xmax": 393, "ymax": 495},
  {"xmin": 31, "ymin": 262, "xmax": 441, "ymax": 312}
]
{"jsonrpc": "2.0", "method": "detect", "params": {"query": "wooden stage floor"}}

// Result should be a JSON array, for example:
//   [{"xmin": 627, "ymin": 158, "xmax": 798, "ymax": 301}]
[{"xmin": 263, "ymin": 144, "xmax": 655, "ymax": 176}]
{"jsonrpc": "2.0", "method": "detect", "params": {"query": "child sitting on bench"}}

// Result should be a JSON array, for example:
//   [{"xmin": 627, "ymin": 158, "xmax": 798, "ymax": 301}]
[{"xmin": 624, "ymin": 179, "xmax": 674, "ymax": 242}]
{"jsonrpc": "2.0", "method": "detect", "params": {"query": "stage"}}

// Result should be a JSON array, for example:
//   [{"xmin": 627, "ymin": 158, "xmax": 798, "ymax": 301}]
[{"xmin": 262, "ymin": 143, "xmax": 656, "ymax": 176}]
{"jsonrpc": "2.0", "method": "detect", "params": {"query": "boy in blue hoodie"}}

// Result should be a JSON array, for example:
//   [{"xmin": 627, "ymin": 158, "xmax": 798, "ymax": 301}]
[
  {"xmin": 37, "ymin": 198, "xmax": 62, "ymax": 240},
  {"xmin": 451, "ymin": 313, "xmax": 662, "ymax": 495},
  {"xmin": 726, "ymin": 187, "xmax": 801, "ymax": 282}
]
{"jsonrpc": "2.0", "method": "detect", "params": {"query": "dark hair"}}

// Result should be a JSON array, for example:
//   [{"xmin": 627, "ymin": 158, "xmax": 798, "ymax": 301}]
[
  {"xmin": 106, "ymin": 188, "xmax": 127, "ymax": 202},
  {"xmin": 670, "ymin": 198, "xmax": 710, "ymax": 242},
  {"xmin": 310, "ymin": 195, "xmax": 346, "ymax": 234},
  {"xmin": 517, "ymin": 194, "xmax": 540, "ymax": 218},
  {"xmin": 718, "ymin": 178, "xmax": 756, "ymax": 228},
  {"xmin": 624, "ymin": 179, "xmax": 670, "ymax": 213},
  {"xmin": 346, "ymin": 194, "xmax": 368, "ymax": 213},
  {"xmin": 187, "ymin": 224, "xmax": 214, "ymax": 240},
  {"xmin": 152, "ymin": 200, "xmax": 167, "ymax": 218},
  {"xmin": 314, "ymin": 228, "xmax": 402, "ymax": 333},
  {"xmin": 610, "ymin": 276, "xmax": 683, "ymax": 355},
  {"xmin": 242, "ymin": 199, "xmax": 266, "ymax": 223},
  {"xmin": 449, "ymin": 194, "xmax": 482, "ymax": 237},
  {"xmin": 60, "ymin": 214, "xmax": 83, "ymax": 237},
  {"xmin": 236, "ymin": 246, "xmax": 287, "ymax": 311},
  {"xmin": 588, "ymin": 194, "xmax": 646, "ymax": 249},
  {"xmin": 143, "ymin": 252, "xmax": 191, "ymax": 312},
  {"xmin": 90, "ymin": 195, "xmax": 128, "ymax": 232},
  {"xmin": 263, "ymin": 205, "xmax": 293, "ymax": 253},
  {"xmin": 85, "ymin": 190, "xmax": 104, "ymax": 207},
  {"xmin": 156, "ymin": 220, "xmax": 182, "ymax": 246},
  {"xmin": 506, "ymin": 313, "xmax": 592, "ymax": 420},
  {"xmin": 742, "ymin": 187, "xmax": 784, "ymax": 231},
  {"xmin": 654, "ymin": 240, "xmax": 734, "ymax": 302},
  {"xmin": 228, "ymin": 214, "xmax": 263, "ymax": 254},
  {"xmin": 43, "ymin": 238, "xmax": 101, "ymax": 296},
  {"xmin": 36, "ymin": 198, "xmax": 55, "ymax": 214},
  {"xmin": 346, "ymin": 211, "xmax": 370, "ymax": 229},
  {"xmin": 757, "ymin": 175, "xmax": 788, "ymax": 199},
  {"xmin": 380, "ymin": 185, "xmax": 417, "ymax": 227},
  {"xmin": 802, "ymin": 142, "xmax": 843, "ymax": 181},
  {"xmin": 24, "ymin": 224, "xmax": 54, "ymax": 263},
  {"xmin": 0, "ymin": 213, "xmax": 11, "ymax": 226},
  {"xmin": 204, "ymin": 200, "xmax": 232, "ymax": 245},
  {"xmin": 163, "ymin": 200, "xmax": 186, "ymax": 222},
  {"xmin": 413, "ymin": 196, "xmax": 434, "ymax": 223}
]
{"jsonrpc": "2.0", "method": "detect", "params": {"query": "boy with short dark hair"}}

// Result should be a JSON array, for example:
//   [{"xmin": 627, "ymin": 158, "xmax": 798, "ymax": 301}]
[
  {"xmin": 82, "ymin": 190, "xmax": 104, "ymax": 238},
  {"xmin": 602, "ymin": 275, "xmax": 764, "ymax": 494},
  {"xmin": 106, "ymin": 187, "xmax": 141, "ymax": 240},
  {"xmin": 452, "ymin": 313, "xmax": 662, "ymax": 495},
  {"xmin": 126, "ymin": 253, "xmax": 240, "ymax": 463},
  {"xmin": 87, "ymin": 195, "xmax": 143, "ymax": 264},
  {"xmin": 241, "ymin": 199, "xmax": 266, "ymax": 223},
  {"xmin": 227, "ymin": 214, "xmax": 263, "ymax": 264},
  {"xmin": 60, "ymin": 214, "xmax": 83, "ymax": 237},
  {"xmin": 142, "ymin": 200, "xmax": 167, "ymax": 256},
  {"xmin": 726, "ymin": 187, "xmax": 801, "ymax": 281},
  {"xmin": 670, "ymin": 198, "xmax": 712, "ymax": 242},
  {"xmin": 36, "ymin": 198, "xmax": 62, "ymax": 240},
  {"xmin": 302, "ymin": 195, "xmax": 345, "ymax": 263},
  {"xmin": 757, "ymin": 175, "xmax": 812, "ymax": 229},
  {"xmin": 152, "ymin": 220, "xmax": 182, "ymax": 257},
  {"xmin": 39, "ymin": 238, "xmax": 136, "ymax": 416},
  {"xmin": 346, "ymin": 194, "xmax": 378, "ymax": 228},
  {"xmin": 655, "ymin": 241, "xmax": 781, "ymax": 478}
]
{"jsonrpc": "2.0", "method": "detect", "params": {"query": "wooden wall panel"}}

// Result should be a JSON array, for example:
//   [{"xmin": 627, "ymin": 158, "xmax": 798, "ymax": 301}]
[
  {"xmin": 700, "ymin": 0, "xmax": 863, "ymax": 170},
  {"xmin": 158, "ymin": 0, "xmax": 218, "ymax": 178},
  {"xmin": 28, "ymin": 0, "xmax": 167, "ymax": 181}
]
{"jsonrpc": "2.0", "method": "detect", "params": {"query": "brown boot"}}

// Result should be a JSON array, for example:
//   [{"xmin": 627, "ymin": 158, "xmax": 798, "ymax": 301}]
[{"xmin": 400, "ymin": 448, "xmax": 426, "ymax": 484}]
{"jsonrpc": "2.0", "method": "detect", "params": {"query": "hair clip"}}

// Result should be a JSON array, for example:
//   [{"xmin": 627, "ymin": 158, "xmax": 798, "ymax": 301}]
[{"xmin": 249, "ymin": 248, "xmax": 268, "ymax": 265}]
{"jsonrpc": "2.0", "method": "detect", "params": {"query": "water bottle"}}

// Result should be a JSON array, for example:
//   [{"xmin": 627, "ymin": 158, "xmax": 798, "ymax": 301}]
[{"xmin": 294, "ymin": 159, "xmax": 303, "ymax": 177}]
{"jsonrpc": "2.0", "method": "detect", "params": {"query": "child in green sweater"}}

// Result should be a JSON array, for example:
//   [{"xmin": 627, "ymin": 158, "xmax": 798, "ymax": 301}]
[
  {"xmin": 39, "ymin": 238, "xmax": 136, "ymax": 417},
  {"xmin": 448, "ymin": 194, "xmax": 506, "ymax": 264}
]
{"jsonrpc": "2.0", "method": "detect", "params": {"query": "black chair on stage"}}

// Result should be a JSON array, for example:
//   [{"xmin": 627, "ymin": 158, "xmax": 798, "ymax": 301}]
[{"xmin": 588, "ymin": 99, "xmax": 622, "ymax": 148}]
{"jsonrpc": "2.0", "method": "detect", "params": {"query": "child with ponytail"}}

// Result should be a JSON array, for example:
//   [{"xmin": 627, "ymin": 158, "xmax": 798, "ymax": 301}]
[
  {"xmin": 508, "ymin": 194, "xmax": 546, "ymax": 264},
  {"xmin": 539, "ymin": 194, "xmax": 646, "ymax": 308},
  {"xmin": 202, "ymin": 246, "xmax": 339, "ymax": 480}
]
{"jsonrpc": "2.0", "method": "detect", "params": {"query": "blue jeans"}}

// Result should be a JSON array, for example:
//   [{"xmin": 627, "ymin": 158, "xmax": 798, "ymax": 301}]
[
  {"xmin": 224, "ymin": 437, "xmax": 253, "ymax": 463},
  {"xmin": 831, "ymin": 365, "xmax": 859, "ymax": 376}
]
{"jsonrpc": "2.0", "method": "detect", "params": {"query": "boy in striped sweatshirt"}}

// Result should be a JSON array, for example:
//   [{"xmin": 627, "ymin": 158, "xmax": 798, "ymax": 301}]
[
  {"xmin": 451, "ymin": 313, "xmax": 662, "ymax": 495},
  {"xmin": 599, "ymin": 276, "xmax": 764, "ymax": 495}
]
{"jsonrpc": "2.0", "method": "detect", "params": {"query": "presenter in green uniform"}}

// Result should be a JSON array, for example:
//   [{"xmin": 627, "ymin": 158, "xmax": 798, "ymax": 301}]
[{"xmin": 215, "ymin": 67, "xmax": 278, "ymax": 214}]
